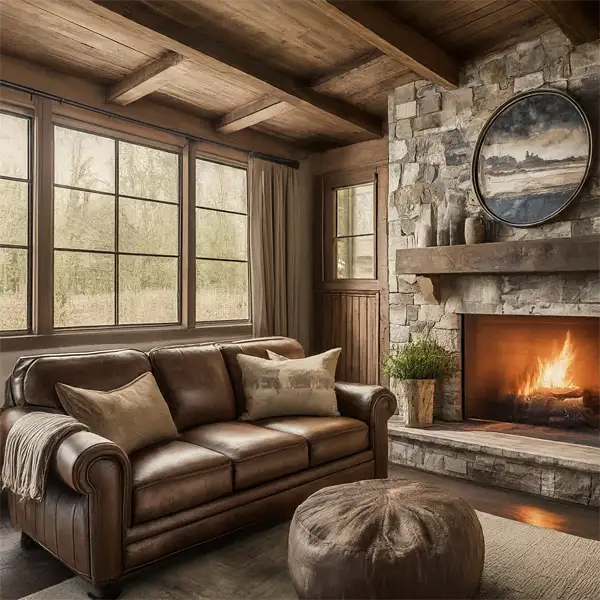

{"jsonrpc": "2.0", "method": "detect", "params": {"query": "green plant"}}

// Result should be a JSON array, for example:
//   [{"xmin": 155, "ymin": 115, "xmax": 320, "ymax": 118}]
[{"xmin": 382, "ymin": 332, "xmax": 456, "ymax": 380}]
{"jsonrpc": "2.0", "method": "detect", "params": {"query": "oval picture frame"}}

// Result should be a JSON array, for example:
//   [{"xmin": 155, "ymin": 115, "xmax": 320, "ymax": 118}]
[{"xmin": 471, "ymin": 89, "xmax": 592, "ymax": 228}]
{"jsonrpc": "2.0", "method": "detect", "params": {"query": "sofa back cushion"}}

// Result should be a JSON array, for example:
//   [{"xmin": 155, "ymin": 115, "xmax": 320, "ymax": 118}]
[
  {"xmin": 149, "ymin": 344, "xmax": 236, "ymax": 430},
  {"xmin": 219, "ymin": 337, "xmax": 305, "ymax": 415},
  {"xmin": 6, "ymin": 349, "xmax": 151, "ymax": 410}
]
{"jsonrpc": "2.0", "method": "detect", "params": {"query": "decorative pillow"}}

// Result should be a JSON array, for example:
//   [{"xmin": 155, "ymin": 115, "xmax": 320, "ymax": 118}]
[
  {"xmin": 55, "ymin": 372, "xmax": 178, "ymax": 454},
  {"xmin": 237, "ymin": 348, "xmax": 341, "ymax": 421}
]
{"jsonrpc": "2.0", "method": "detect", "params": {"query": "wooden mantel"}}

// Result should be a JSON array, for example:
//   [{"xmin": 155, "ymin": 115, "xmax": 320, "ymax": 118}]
[{"xmin": 396, "ymin": 235, "xmax": 600, "ymax": 276}]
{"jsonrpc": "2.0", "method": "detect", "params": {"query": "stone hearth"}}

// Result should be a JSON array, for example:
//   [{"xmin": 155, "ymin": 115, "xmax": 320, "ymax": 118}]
[{"xmin": 388, "ymin": 421, "xmax": 600, "ymax": 507}]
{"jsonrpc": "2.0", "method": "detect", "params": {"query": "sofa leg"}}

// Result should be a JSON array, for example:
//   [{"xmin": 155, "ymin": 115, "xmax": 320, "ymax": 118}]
[
  {"xmin": 88, "ymin": 583, "xmax": 122, "ymax": 599},
  {"xmin": 20, "ymin": 532, "xmax": 36, "ymax": 550}
]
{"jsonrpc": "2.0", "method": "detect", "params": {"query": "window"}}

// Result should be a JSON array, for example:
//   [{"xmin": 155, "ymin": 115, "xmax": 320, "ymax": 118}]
[
  {"xmin": 53, "ymin": 126, "xmax": 180, "ymax": 328},
  {"xmin": 335, "ymin": 183, "xmax": 375, "ymax": 279},
  {"xmin": 195, "ymin": 159, "xmax": 249, "ymax": 321},
  {"xmin": 0, "ymin": 111, "xmax": 31, "ymax": 332}
]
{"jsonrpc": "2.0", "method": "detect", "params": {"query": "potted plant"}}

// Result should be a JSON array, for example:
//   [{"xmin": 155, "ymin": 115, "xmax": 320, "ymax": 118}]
[{"xmin": 383, "ymin": 332, "xmax": 456, "ymax": 428}]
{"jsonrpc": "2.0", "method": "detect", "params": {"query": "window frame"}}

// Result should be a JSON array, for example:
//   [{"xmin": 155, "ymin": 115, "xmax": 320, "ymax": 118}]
[
  {"xmin": 0, "ymin": 106, "xmax": 34, "ymax": 335},
  {"xmin": 0, "ymin": 99, "xmax": 252, "ymax": 350},
  {"xmin": 52, "ymin": 121, "xmax": 183, "ymax": 330},
  {"xmin": 194, "ymin": 154, "xmax": 251, "ymax": 325},
  {"xmin": 323, "ymin": 168, "xmax": 378, "ymax": 284}
]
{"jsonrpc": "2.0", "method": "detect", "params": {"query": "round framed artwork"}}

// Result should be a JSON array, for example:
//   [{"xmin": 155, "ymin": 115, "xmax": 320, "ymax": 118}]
[{"xmin": 471, "ymin": 89, "xmax": 592, "ymax": 227}]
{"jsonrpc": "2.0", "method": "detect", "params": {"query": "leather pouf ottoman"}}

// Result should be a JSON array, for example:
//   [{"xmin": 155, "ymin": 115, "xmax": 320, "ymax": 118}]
[{"xmin": 288, "ymin": 479, "xmax": 485, "ymax": 599}]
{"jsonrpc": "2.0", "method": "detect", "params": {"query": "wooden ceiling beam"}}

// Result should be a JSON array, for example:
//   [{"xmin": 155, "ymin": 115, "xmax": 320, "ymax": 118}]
[
  {"xmin": 217, "ymin": 50, "xmax": 385, "ymax": 134},
  {"xmin": 106, "ymin": 51, "xmax": 186, "ymax": 105},
  {"xmin": 529, "ymin": 1, "xmax": 599, "ymax": 45},
  {"xmin": 92, "ymin": 1, "xmax": 382, "ymax": 138},
  {"xmin": 217, "ymin": 96, "xmax": 292, "ymax": 134},
  {"xmin": 310, "ymin": 0, "xmax": 459, "ymax": 89}
]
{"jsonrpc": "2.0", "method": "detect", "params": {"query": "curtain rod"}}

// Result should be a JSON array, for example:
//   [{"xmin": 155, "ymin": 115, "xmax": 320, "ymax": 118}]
[{"xmin": 0, "ymin": 80, "xmax": 301, "ymax": 170}]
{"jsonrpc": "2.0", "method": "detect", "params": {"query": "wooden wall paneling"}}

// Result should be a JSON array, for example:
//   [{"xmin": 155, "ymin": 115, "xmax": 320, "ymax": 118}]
[{"xmin": 376, "ymin": 165, "xmax": 389, "ymax": 385}]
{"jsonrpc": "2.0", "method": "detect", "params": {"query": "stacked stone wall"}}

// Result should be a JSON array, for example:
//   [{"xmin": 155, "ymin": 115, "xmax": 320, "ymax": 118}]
[{"xmin": 387, "ymin": 30, "xmax": 600, "ymax": 421}]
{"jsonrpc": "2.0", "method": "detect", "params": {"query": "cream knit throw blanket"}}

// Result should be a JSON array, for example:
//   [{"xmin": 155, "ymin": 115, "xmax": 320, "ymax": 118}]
[{"xmin": 2, "ymin": 412, "xmax": 89, "ymax": 501}]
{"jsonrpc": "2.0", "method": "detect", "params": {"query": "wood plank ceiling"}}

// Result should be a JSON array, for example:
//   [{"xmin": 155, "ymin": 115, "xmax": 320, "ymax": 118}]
[{"xmin": 0, "ymin": 0, "xmax": 595, "ymax": 152}]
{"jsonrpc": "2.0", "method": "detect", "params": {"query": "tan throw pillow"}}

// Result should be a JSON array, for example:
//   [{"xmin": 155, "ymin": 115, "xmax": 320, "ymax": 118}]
[
  {"xmin": 237, "ymin": 348, "xmax": 341, "ymax": 421},
  {"xmin": 55, "ymin": 372, "xmax": 178, "ymax": 454}
]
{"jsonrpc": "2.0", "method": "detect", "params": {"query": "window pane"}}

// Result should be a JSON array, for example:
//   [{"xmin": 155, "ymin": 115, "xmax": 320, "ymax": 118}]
[
  {"xmin": 54, "ymin": 188, "xmax": 114, "ymax": 251},
  {"xmin": 196, "ymin": 259, "xmax": 248, "ymax": 321},
  {"xmin": 119, "ymin": 255, "xmax": 178, "ymax": 324},
  {"xmin": 337, "ymin": 184, "xmax": 373, "ymax": 237},
  {"xmin": 54, "ymin": 251, "xmax": 114, "ymax": 327},
  {"xmin": 0, "ymin": 179, "xmax": 28, "ymax": 246},
  {"xmin": 119, "ymin": 198, "xmax": 178, "ymax": 256},
  {"xmin": 54, "ymin": 127, "xmax": 115, "ymax": 193},
  {"xmin": 336, "ymin": 235, "xmax": 375, "ymax": 279},
  {"xmin": 0, "ymin": 113, "xmax": 28, "ymax": 179},
  {"xmin": 0, "ymin": 248, "xmax": 27, "ymax": 331},
  {"xmin": 119, "ymin": 142, "xmax": 179, "ymax": 202},
  {"xmin": 196, "ymin": 160, "xmax": 247, "ymax": 213},
  {"xmin": 196, "ymin": 208, "xmax": 246, "ymax": 260}
]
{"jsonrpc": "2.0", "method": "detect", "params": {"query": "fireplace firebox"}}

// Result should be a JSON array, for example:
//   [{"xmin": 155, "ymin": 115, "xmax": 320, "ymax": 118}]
[{"xmin": 463, "ymin": 315, "xmax": 599, "ymax": 430}]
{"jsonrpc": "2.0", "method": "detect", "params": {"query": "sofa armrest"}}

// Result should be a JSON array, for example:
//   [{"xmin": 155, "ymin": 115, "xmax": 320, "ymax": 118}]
[
  {"xmin": 53, "ymin": 430, "xmax": 132, "ymax": 586},
  {"xmin": 335, "ymin": 382, "xmax": 396, "ymax": 479},
  {"xmin": 0, "ymin": 406, "xmax": 46, "ymax": 466},
  {"xmin": 335, "ymin": 382, "xmax": 396, "ymax": 425},
  {"xmin": 1, "ymin": 407, "xmax": 131, "ymax": 586}
]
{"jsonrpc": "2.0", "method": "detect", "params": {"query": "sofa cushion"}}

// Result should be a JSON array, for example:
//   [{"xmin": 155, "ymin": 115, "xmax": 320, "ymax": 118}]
[
  {"xmin": 237, "ymin": 348, "xmax": 341, "ymax": 421},
  {"xmin": 255, "ymin": 416, "xmax": 369, "ymax": 466},
  {"xmin": 149, "ymin": 344, "xmax": 236, "ymax": 431},
  {"xmin": 56, "ymin": 372, "xmax": 178, "ymax": 454},
  {"xmin": 130, "ymin": 440, "xmax": 233, "ymax": 524},
  {"xmin": 182, "ymin": 421, "xmax": 308, "ymax": 490},
  {"xmin": 219, "ymin": 337, "xmax": 305, "ymax": 415}
]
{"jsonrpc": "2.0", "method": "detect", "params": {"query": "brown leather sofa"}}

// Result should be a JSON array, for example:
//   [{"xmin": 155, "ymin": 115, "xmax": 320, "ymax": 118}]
[{"xmin": 0, "ymin": 336, "xmax": 396, "ymax": 598}]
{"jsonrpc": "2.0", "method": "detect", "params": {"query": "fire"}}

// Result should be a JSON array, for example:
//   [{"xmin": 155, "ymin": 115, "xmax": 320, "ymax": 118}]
[{"xmin": 518, "ymin": 331, "xmax": 578, "ymax": 397}]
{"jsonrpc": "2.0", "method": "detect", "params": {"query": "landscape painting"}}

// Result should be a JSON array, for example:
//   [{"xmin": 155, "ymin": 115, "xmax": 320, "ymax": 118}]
[{"xmin": 474, "ymin": 91, "xmax": 591, "ymax": 226}]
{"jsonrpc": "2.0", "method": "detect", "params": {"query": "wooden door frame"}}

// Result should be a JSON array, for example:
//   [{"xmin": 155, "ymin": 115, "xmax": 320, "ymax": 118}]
[{"xmin": 313, "ymin": 161, "xmax": 388, "ymax": 383}]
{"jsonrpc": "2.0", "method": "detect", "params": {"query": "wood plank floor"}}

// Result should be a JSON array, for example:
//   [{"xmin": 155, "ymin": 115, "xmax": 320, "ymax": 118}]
[{"xmin": 1, "ymin": 465, "xmax": 599, "ymax": 599}]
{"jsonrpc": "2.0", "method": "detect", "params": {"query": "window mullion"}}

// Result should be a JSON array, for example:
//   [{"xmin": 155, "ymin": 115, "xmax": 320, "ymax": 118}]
[
  {"xmin": 182, "ymin": 141, "xmax": 196, "ymax": 328},
  {"xmin": 33, "ymin": 96, "xmax": 53, "ymax": 335},
  {"xmin": 115, "ymin": 139, "xmax": 119, "ymax": 326}
]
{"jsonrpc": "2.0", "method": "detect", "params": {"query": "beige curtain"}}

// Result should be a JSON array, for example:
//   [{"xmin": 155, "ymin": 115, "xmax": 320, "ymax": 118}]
[{"xmin": 249, "ymin": 156, "xmax": 300, "ymax": 339}]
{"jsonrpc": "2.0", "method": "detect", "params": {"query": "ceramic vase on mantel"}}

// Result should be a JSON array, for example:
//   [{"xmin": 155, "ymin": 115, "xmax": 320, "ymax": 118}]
[{"xmin": 389, "ymin": 379, "xmax": 435, "ymax": 427}]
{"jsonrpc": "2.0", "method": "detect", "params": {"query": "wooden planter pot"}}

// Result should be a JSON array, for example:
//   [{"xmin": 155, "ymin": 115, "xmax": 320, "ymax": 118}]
[{"xmin": 390, "ymin": 379, "xmax": 435, "ymax": 427}]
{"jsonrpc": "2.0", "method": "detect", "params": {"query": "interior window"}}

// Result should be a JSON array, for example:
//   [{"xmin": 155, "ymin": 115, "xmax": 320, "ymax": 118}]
[
  {"xmin": 53, "ymin": 126, "xmax": 180, "ymax": 328},
  {"xmin": 335, "ymin": 183, "xmax": 375, "ymax": 279},
  {"xmin": 195, "ymin": 159, "xmax": 249, "ymax": 321},
  {"xmin": 0, "ymin": 111, "xmax": 32, "ymax": 333}
]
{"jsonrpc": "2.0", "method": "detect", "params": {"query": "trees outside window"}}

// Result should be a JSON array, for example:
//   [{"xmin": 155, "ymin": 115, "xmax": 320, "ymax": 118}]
[
  {"xmin": 53, "ymin": 126, "xmax": 180, "ymax": 328},
  {"xmin": 335, "ymin": 183, "xmax": 375, "ymax": 279},
  {"xmin": 196, "ymin": 159, "xmax": 249, "ymax": 321},
  {"xmin": 0, "ymin": 111, "xmax": 31, "ymax": 332}
]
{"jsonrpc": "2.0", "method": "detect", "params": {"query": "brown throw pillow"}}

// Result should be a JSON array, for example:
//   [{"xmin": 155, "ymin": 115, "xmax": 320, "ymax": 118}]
[
  {"xmin": 55, "ymin": 372, "xmax": 178, "ymax": 454},
  {"xmin": 237, "ymin": 348, "xmax": 341, "ymax": 421}
]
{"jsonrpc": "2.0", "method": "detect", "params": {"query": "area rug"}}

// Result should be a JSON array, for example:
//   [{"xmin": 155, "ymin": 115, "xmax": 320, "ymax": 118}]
[{"xmin": 22, "ymin": 512, "xmax": 600, "ymax": 600}]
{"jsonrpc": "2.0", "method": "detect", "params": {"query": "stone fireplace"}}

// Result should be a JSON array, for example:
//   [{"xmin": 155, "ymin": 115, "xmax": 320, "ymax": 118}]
[
  {"xmin": 463, "ymin": 314, "xmax": 599, "ymax": 430},
  {"xmin": 387, "ymin": 29, "xmax": 600, "ymax": 423},
  {"xmin": 386, "ymin": 30, "xmax": 600, "ymax": 506}
]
